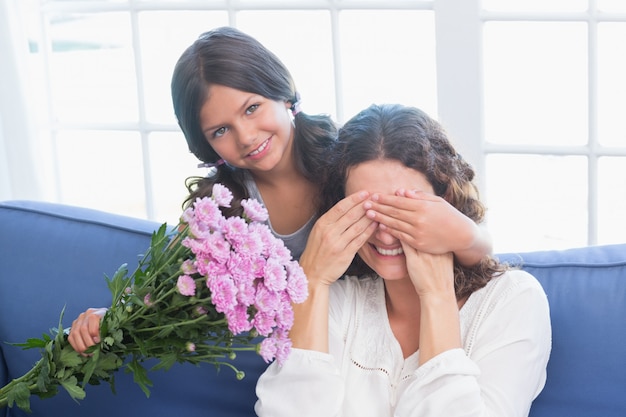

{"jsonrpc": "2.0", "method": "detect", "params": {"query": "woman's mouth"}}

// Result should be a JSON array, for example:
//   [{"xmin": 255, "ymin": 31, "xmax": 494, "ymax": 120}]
[{"xmin": 374, "ymin": 245, "xmax": 404, "ymax": 256}]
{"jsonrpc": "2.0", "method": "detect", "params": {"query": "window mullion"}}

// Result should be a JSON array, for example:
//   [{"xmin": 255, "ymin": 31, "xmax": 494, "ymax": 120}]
[{"xmin": 434, "ymin": 0, "xmax": 485, "ymax": 195}]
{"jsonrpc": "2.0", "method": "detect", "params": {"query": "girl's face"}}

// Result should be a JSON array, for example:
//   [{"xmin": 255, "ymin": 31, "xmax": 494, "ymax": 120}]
[
  {"xmin": 199, "ymin": 84, "xmax": 294, "ymax": 172},
  {"xmin": 345, "ymin": 158, "xmax": 434, "ymax": 281}
]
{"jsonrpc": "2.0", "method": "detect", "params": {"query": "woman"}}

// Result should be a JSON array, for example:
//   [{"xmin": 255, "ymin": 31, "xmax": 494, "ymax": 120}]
[{"xmin": 255, "ymin": 103, "xmax": 551, "ymax": 417}]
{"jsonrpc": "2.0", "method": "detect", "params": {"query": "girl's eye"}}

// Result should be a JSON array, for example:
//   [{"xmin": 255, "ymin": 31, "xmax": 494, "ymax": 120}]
[
  {"xmin": 245, "ymin": 104, "xmax": 259, "ymax": 115},
  {"xmin": 213, "ymin": 127, "xmax": 227, "ymax": 138}
]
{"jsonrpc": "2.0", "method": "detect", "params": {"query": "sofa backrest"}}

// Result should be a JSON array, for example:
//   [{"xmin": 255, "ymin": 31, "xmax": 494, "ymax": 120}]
[{"xmin": 498, "ymin": 245, "xmax": 626, "ymax": 417}]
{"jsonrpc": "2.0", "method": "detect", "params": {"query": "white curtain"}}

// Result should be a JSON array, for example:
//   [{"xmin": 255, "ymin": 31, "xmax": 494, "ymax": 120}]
[{"xmin": 0, "ymin": 0, "xmax": 41, "ymax": 201}]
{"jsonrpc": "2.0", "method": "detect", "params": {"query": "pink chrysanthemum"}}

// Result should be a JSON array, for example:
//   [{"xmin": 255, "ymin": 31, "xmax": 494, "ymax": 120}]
[
  {"xmin": 258, "ymin": 337, "xmax": 277, "ymax": 364},
  {"xmin": 273, "ymin": 330, "xmax": 293, "ymax": 366},
  {"xmin": 181, "ymin": 259, "xmax": 197, "ymax": 275},
  {"xmin": 211, "ymin": 183, "xmax": 233, "ymax": 207},
  {"xmin": 285, "ymin": 260, "xmax": 308, "ymax": 304},
  {"xmin": 225, "ymin": 304, "xmax": 253, "ymax": 335},
  {"xmin": 222, "ymin": 216, "xmax": 248, "ymax": 246},
  {"xmin": 263, "ymin": 258, "xmax": 288, "ymax": 292},
  {"xmin": 207, "ymin": 275, "xmax": 238, "ymax": 313},
  {"xmin": 253, "ymin": 310, "xmax": 277, "ymax": 337},
  {"xmin": 274, "ymin": 295, "xmax": 295, "ymax": 330},
  {"xmin": 189, "ymin": 197, "xmax": 223, "ymax": 233},
  {"xmin": 177, "ymin": 275, "xmax": 196, "ymax": 297},
  {"xmin": 241, "ymin": 198, "xmax": 269, "ymax": 222},
  {"xmin": 254, "ymin": 283, "xmax": 280, "ymax": 314}
]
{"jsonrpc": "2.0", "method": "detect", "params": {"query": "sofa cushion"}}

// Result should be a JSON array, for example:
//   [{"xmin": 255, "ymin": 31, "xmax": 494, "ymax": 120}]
[{"xmin": 498, "ymin": 245, "xmax": 626, "ymax": 417}]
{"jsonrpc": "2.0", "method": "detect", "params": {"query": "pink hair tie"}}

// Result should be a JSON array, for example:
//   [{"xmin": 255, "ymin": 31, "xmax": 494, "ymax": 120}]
[{"xmin": 197, "ymin": 159, "xmax": 225, "ymax": 168}]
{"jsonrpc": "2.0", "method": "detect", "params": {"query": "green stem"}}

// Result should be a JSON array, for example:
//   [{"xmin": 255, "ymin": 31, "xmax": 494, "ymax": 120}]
[
  {"xmin": 0, "ymin": 358, "xmax": 43, "ymax": 408},
  {"xmin": 133, "ymin": 315, "xmax": 226, "ymax": 334}
]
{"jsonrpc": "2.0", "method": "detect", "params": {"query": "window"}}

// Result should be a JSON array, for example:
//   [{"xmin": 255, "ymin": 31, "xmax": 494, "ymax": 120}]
[
  {"xmin": 7, "ymin": 0, "xmax": 626, "ymax": 253},
  {"xmin": 17, "ymin": 0, "xmax": 437, "ymax": 225},
  {"xmin": 480, "ymin": 1, "xmax": 626, "ymax": 252}
]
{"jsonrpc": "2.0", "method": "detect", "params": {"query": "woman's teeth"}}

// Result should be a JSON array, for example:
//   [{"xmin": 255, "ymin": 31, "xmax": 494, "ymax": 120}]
[
  {"xmin": 249, "ymin": 140, "xmax": 269, "ymax": 156},
  {"xmin": 376, "ymin": 246, "xmax": 404, "ymax": 256}
]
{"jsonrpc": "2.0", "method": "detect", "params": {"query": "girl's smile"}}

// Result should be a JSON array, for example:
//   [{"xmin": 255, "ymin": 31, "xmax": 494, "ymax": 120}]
[{"xmin": 247, "ymin": 138, "xmax": 271, "ymax": 159}]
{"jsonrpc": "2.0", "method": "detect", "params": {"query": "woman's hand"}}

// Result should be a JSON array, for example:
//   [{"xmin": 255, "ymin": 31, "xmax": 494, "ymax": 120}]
[
  {"xmin": 299, "ymin": 190, "xmax": 377, "ymax": 287},
  {"xmin": 401, "ymin": 244, "xmax": 461, "ymax": 365},
  {"xmin": 402, "ymin": 243, "xmax": 455, "ymax": 297},
  {"xmin": 68, "ymin": 307, "xmax": 107, "ymax": 355}
]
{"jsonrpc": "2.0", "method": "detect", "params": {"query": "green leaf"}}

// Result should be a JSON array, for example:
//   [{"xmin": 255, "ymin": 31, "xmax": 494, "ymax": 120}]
[
  {"xmin": 80, "ymin": 348, "xmax": 100, "ymax": 387},
  {"xmin": 106, "ymin": 263, "xmax": 130, "ymax": 303},
  {"xmin": 151, "ymin": 352, "xmax": 177, "ymax": 371},
  {"xmin": 7, "ymin": 381, "xmax": 32, "ymax": 413},
  {"xmin": 126, "ymin": 359, "xmax": 152, "ymax": 398},
  {"xmin": 59, "ymin": 344, "xmax": 84, "ymax": 368},
  {"xmin": 37, "ymin": 358, "xmax": 51, "ymax": 392},
  {"xmin": 60, "ymin": 376, "xmax": 86, "ymax": 402},
  {"xmin": 11, "ymin": 337, "xmax": 48, "ymax": 349},
  {"xmin": 97, "ymin": 352, "xmax": 123, "ymax": 373}
]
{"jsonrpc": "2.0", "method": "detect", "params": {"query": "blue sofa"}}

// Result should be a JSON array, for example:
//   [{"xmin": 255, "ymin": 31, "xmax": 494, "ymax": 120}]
[{"xmin": 1, "ymin": 200, "xmax": 625, "ymax": 417}]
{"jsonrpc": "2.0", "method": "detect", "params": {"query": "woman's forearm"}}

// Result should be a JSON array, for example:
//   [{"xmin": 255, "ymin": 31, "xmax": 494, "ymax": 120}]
[{"xmin": 289, "ymin": 283, "xmax": 331, "ymax": 352}]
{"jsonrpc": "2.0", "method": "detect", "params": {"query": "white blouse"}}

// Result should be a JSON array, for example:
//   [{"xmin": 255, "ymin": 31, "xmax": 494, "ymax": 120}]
[{"xmin": 255, "ymin": 270, "xmax": 551, "ymax": 417}]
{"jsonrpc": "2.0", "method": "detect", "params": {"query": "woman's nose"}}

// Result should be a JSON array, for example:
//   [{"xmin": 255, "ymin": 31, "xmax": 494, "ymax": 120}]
[{"xmin": 375, "ymin": 224, "xmax": 397, "ymax": 245}]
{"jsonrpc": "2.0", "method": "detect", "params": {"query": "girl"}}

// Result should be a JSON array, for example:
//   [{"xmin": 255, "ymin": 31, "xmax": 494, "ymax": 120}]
[{"xmin": 255, "ymin": 104, "xmax": 551, "ymax": 417}]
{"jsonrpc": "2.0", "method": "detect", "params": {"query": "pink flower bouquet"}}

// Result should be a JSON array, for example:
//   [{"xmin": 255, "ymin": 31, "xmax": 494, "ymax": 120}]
[{"xmin": 0, "ymin": 183, "xmax": 308, "ymax": 412}]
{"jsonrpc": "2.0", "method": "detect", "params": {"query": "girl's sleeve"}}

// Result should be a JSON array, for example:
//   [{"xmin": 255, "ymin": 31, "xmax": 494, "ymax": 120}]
[
  {"xmin": 395, "ymin": 272, "xmax": 551, "ymax": 417},
  {"xmin": 254, "ymin": 278, "xmax": 353, "ymax": 417}
]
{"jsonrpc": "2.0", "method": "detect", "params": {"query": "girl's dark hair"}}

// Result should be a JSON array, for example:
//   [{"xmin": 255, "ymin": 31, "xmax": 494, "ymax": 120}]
[
  {"xmin": 171, "ymin": 26, "xmax": 337, "ymax": 216},
  {"xmin": 324, "ymin": 103, "xmax": 507, "ymax": 300}
]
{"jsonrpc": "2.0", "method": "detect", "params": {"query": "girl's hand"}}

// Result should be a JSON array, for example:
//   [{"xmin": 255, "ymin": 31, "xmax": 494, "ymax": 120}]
[
  {"xmin": 68, "ymin": 307, "xmax": 107, "ymax": 355},
  {"xmin": 299, "ymin": 191, "xmax": 377, "ymax": 287},
  {"xmin": 365, "ymin": 189, "xmax": 487, "ymax": 259}
]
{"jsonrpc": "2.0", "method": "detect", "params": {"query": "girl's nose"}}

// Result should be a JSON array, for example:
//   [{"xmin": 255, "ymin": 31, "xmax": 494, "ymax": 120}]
[{"xmin": 235, "ymin": 120, "xmax": 257, "ymax": 148}]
